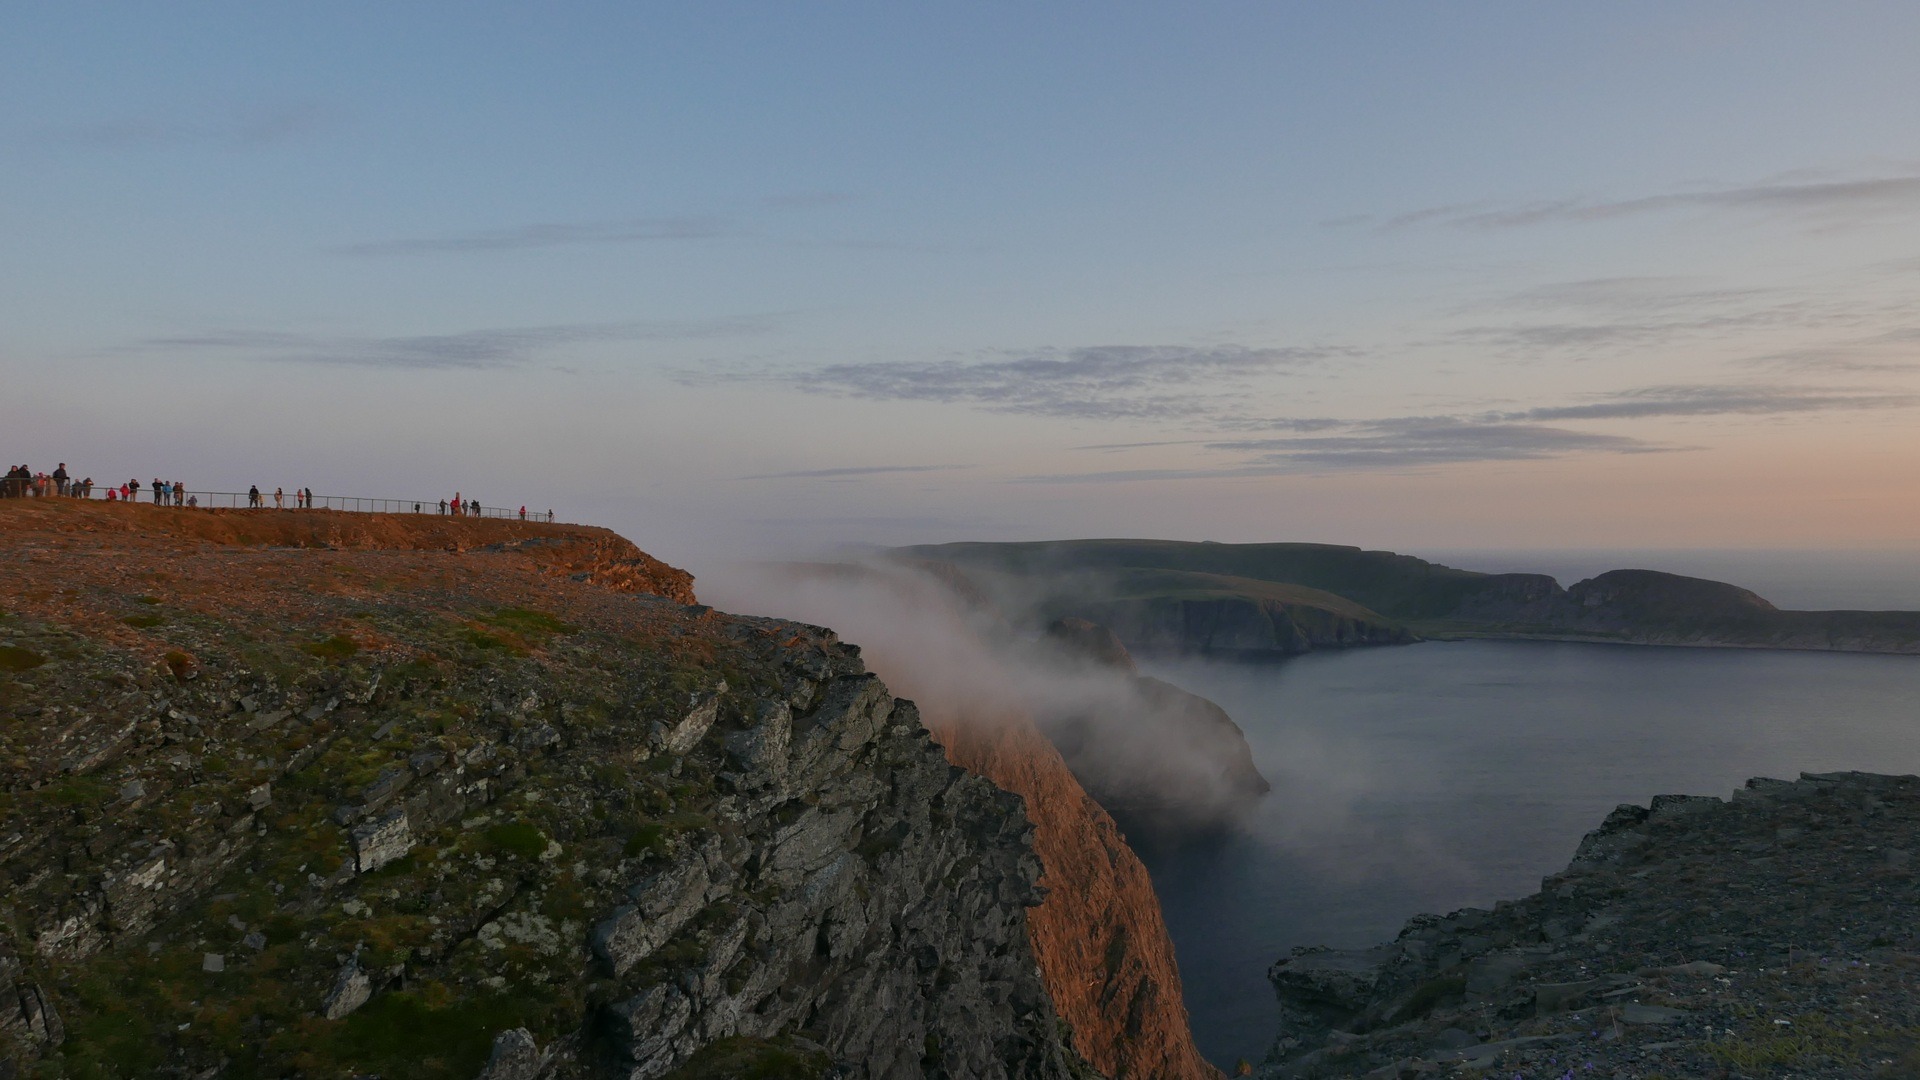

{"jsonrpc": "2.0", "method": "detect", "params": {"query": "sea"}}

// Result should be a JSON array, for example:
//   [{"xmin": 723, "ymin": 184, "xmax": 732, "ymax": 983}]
[{"xmin": 1134, "ymin": 548, "xmax": 1920, "ymax": 1069}]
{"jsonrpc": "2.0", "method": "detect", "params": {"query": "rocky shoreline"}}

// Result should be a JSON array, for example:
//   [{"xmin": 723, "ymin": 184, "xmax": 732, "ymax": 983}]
[{"xmin": 1256, "ymin": 771, "xmax": 1920, "ymax": 1078}]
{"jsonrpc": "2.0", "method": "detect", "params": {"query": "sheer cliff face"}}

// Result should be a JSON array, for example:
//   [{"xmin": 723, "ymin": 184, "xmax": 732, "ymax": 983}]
[
  {"xmin": 933, "ymin": 716, "xmax": 1222, "ymax": 1080},
  {"xmin": 698, "ymin": 565, "xmax": 1225, "ymax": 1080}
]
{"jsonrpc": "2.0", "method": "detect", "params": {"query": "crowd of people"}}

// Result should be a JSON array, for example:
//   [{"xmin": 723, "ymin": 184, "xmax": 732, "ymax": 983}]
[
  {"xmin": 436, "ymin": 493, "xmax": 554, "ymax": 522},
  {"xmin": 3, "ymin": 463, "xmax": 557, "ymax": 522},
  {"xmin": 3, "ymin": 463, "xmax": 92, "ymax": 499}
]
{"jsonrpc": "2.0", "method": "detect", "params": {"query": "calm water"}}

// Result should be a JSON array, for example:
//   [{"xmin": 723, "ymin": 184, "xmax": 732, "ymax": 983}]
[{"xmin": 1138, "ymin": 641, "xmax": 1920, "ymax": 1069}]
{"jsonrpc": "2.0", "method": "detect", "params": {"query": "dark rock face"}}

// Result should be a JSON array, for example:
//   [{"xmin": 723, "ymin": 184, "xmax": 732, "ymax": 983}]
[
  {"xmin": 0, "ymin": 510, "xmax": 1093, "ymax": 1080},
  {"xmin": 1256, "ymin": 772, "xmax": 1920, "ymax": 1078}
]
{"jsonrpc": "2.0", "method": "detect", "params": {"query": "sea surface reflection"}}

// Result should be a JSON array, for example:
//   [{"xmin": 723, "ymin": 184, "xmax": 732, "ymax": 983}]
[{"xmin": 1137, "ymin": 640, "xmax": 1920, "ymax": 1069}]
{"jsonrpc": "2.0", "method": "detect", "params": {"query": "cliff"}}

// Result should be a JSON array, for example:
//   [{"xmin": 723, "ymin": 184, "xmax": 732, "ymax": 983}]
[
  {"xmin": 1257, "ymin": 772, "xmax": 1920, "ymax": 1078},
  {"xmin": 0, "ymin": 501, "xmax": 1092, "ymax": 1078},
  {"xmin": 717, "ymin": 568, "xmax": 1225, "ymax": 1079},
  {"xmin": 933, "ymin": 717, "xmax": 1221, "ymax": 1080}
]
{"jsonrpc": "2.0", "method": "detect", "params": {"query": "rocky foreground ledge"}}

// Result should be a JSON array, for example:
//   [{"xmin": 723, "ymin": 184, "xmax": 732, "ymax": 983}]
[{"xmin": 1258, "ymin": 772, "xmax": 1920, "ymax": 1079}]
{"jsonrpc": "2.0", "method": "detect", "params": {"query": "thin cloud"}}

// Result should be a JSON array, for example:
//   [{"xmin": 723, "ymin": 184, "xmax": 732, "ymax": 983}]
[
  {"xmin": 1503, "ymin": 384, "xmax": 1915, "ymax": 421},
  {"xmin": 127, "ymin": 315, "xmax": 782, "ymax": 370},
  {"xmin": 763, "ymin": 191, "xmax": 856, "ymax": 210},
  {"xmin": 700, "ymin": 344, "xmax": 1346, "ymax": 421},
  {"xmin": 737, "ymin": 464, "xmax": 968, "ymax": 480},
  {"xmin": 1213, "ymin": 419, "xmax": 1664, "ymax": 469},
  {"xmin": 1024, "ymin": 379, "xmax": 1914, "ymax": 482},
  {"xmin": 336, "ymin": 216, "xmax": 726, "ymax": 256},
  {"xmin": 32, "ymin": 103, "xmax": 338, "ymax": 149},
  {"xmin": 1384, "ymin": 174, "xmax": 1920, "ymax": 231},
  {"xmin": 1485, "ymin": 277, "xmax": 1778, "ymax": 315}
]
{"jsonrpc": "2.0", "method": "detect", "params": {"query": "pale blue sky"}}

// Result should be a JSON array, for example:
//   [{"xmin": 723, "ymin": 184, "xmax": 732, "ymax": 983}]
[{"xmin": 6, "ymin": 4, "xmax": 1920, "ymax": 570}]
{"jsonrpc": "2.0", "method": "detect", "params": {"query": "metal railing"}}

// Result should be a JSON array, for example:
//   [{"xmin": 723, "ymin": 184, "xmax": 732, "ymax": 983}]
[{"xmin": 2, "ymin": 481, "xmax": 560, "ymax": 523}]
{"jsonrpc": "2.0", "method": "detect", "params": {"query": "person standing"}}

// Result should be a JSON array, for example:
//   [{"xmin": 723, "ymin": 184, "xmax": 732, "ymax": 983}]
[
  {"xmin": 175, "ymin": 481, "xmax": 185, "ymax": 506},
  {"xmin": 248, "ymin": 485, "xmax": 261, "ymax": 508},
  {"xmin": 519, "ymin": 505, "xmax": 526, "ymax": 520},
  {"xmin": 129, "ymin": 478, "xmax": 141, "ymax": 503},
  {"xmin": 52, "ymin": 463, "xmax": 68, "ymax": 496}
]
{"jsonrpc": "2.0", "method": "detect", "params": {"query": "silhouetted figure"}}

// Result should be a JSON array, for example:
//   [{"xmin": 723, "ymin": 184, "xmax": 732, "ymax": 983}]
[{"xmin": 248, "ymin": 485, "xmax": 262, "ymax": 508}]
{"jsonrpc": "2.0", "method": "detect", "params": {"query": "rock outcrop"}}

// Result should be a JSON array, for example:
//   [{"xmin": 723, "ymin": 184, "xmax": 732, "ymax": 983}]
[
  {"xmin": 1256, "ymin": 772, "xmax": 1920, "ymax": 1078},
  {"xmin": 0, "ymin": 502, "xmax": 1088, "ymax": 1078}
]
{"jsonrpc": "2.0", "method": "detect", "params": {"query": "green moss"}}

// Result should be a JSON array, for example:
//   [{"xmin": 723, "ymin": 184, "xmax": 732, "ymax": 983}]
[
  {"xmin": 458, "ymin": 628, "xmax": 519, "ymax": 654},
  {"xmin": 661, "ymin": 1036, "xmax": 832, "ymax": 1080},
  {"xmin": 623, "ymin": 823, "xmax": 668, "ymax": 858},
  {"xmin": 122, "ymin": 613, "xmax": 166, "ymax": 629},
  {"xmin": 485, "ymin": 821, "xmax": 547, "ymax": 860},
  {"xmin": 481, "ymin": 608, "xmax": 577, "ymax": 637},
  {"xmin": 293, "ymin": 987, "xmax": 540, "ymax": 1079},
  {"xmin": 300, "ymin": 635, "xmax": 360, "ymax": 660},
  {"xmin": 0, "ymin": 644, "xmax": 46, "ymax": 671},
  {"xmin": 1397, "ymin": 974, "xmax": 1467, "ymax": 1020},
  {"xmin": 47, "ymin": 776, "xmax": 112, "ymax": 806}
]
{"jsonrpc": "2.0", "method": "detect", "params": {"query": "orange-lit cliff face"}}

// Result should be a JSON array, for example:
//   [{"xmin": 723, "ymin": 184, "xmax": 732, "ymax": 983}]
[
  {"xmin": 697, "ymin": 560, "xmax": 1224, "ymax": 1079},
  {"xmin": 933, "ymin": 712, "xmax": 1221, "ymax": 1080}
]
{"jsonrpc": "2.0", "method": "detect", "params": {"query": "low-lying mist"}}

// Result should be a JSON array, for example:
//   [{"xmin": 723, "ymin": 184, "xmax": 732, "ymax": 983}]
[{"xmin": 698, "ymin": 554, "xmax": 1270, "ymax": 839}]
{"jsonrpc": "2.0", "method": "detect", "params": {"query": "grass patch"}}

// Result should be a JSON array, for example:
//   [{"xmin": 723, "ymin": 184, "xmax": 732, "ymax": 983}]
[
  {"xmin": 457, "ymin": 627, "xmax": 521, "ymax": 654},
  {"xmin": 481, "ymin": 608, "xmax": 577, "ymax": 637},
  {"xmin": 47, "ymin": 776, "xmax": 113, "ymax": 806},
  {"xmin": 484, "ymin": 821, "xmax": 547, "ymax": 860},
  {"xmin": 301, "ymin": 635, "xmax": 360, "ymax": 661},
  {"xmin": 0, "ymin": 644, "xmax": 46, "ymax": 671},
  {"xmin": 623, "ymin": 823, "xmax": 669, "ymax": 859},
  {"xmin": 122, "ymin": 613, "xmax": 166, "ymax": 629},
  {"xmin": 135, "ymin": 595, "xmax": 163, "ymax": 605},
  {"xmin": 164, "ymin": 650, "xmax": 195, "ymax": 680},
  {"xmin": 291, "ymin": 987, "xmax": 537, "ymax": 1079}
]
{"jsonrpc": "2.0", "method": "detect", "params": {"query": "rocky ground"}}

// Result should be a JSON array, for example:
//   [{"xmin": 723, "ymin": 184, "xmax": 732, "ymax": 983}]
[
  {"xmin": 0, "ymin": 500, "xmax": 1097, "ymax": 1079},
  {"xmin": 1258, "ymin": 772, "xmax": 1920, "ymax": 1079}
]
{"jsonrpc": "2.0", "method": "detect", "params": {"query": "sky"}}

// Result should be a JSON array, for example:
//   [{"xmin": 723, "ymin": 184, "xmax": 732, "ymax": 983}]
[{"xmin": 6, "ymin": 3, "xmax": 1920, "ymax": 574}]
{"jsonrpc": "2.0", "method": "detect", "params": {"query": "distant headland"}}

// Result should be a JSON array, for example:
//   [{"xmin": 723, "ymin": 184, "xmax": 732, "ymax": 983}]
[{"xmin": 896, "ymin": 539, "xmax": 1920, "ymax": 656}]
